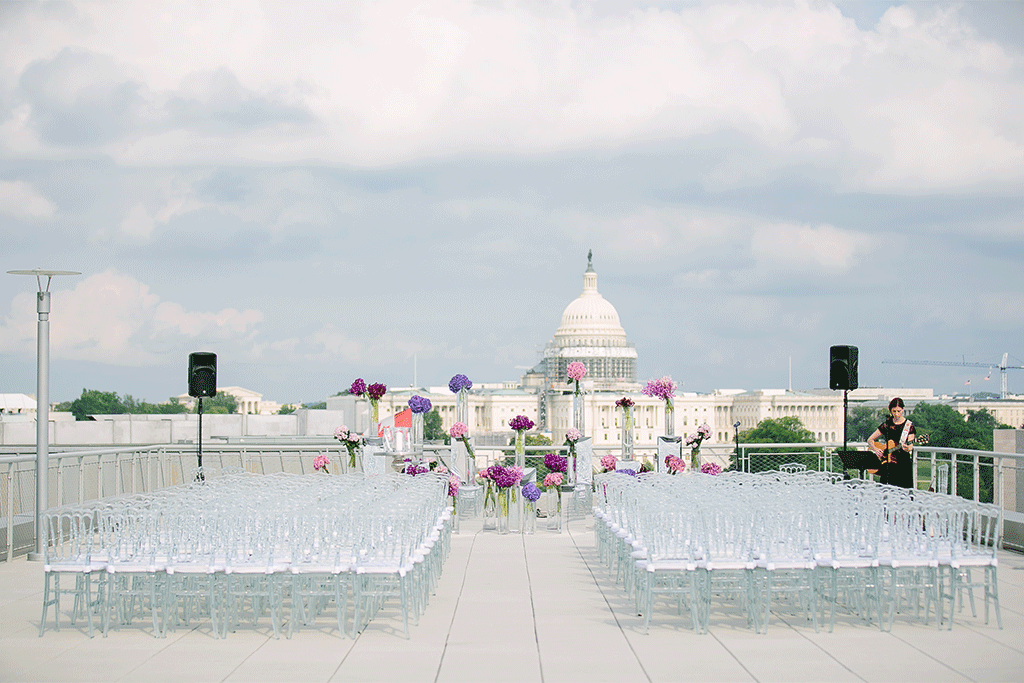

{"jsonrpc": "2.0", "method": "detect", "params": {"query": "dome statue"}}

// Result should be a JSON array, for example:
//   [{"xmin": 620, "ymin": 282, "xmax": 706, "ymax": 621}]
[{"xmin": 541, "ymin": 252, "xmax": 638, "ymax": 391}]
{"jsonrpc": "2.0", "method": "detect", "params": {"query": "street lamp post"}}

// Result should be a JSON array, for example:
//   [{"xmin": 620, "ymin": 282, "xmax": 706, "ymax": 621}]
[
  {"xmin": 733, "ymin": 420, "xmax": 741, "ymax": 472},
  {"xmin": 7, "ymin": 269, "xmax": 80, "ymax": 560}
]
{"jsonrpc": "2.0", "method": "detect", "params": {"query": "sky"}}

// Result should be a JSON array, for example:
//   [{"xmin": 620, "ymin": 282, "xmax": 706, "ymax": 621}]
[{"xmin": 1, "ymin": 0, "xmax": 1023, "ymax": 406}]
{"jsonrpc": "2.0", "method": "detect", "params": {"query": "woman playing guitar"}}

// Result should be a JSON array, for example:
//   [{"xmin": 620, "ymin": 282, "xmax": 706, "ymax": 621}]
[{"xmin": 867, "ymin": 397, "xmax": 916, "ymax": 488}]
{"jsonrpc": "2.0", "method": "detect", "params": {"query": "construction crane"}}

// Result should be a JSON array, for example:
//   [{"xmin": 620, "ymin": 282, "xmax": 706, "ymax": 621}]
[{"xmin": 881, "ymin": 353, "xmax": 1024, "ymax": 399}]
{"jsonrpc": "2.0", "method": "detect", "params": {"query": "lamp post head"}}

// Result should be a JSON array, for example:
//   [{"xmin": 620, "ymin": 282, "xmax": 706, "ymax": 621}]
[{"xmin": 8, "ymin": 268, "xmax": 81, "ymax": 292}]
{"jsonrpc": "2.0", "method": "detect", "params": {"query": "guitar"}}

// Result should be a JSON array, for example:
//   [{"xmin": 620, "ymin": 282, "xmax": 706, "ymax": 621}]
[{"xmin": 867, "ymin": 433, "xmax": 929, "ymax": 471}]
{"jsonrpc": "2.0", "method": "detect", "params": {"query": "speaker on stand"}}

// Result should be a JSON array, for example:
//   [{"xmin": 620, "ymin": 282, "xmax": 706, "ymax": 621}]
[
  {"xmin": 188, "ymin": 352, "xmax": 217, "ymax": 481},
  {"xmin": 830, "ymin": 345, "xmax": 859, "ymax": 471}
]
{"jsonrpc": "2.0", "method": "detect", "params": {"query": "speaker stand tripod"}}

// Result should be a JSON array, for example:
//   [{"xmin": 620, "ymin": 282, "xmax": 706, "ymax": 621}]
[{"xmin": 196, "ymin": 396, "xmax": 205, "ymax": 482}]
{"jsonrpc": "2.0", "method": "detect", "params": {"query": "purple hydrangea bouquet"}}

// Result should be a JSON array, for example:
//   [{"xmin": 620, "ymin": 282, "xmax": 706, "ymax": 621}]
[
  {"xmin": 408, "ymin": 395, "xmax": 432, "ymax": 413},
  {"xmin": 350, "ymin": 378, "xmax": 388, "ymax": 429},
  {"xmin": 448, "ymin": 374, "xmax": 472, "ymax": 394}
]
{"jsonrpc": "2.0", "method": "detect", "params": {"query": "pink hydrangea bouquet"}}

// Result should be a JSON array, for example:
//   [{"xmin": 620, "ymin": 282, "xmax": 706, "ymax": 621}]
[
  {"xmin": 334, "ymin": 424, "xmax": 363, "ymax": 467},
  {"xmin": 543, "ymin": 472, "xmax": 563, "ymax": 489},
  {"xmin": 449, "ymin": 421, "xmax": 475, "ymax": 459},
  {"xmin": 600, "ymin": 454, "xmax": 618, "ymax": 473},
  {"xmin": 566, "ymin": 361, "xmax": 587, "ymax": 395},
  {"xmin": 313, "ymin": 454, "xmax": 331, "ymax": 473},
  {"xmin": 666, "ymin": 455, "xmax": 687, "ymax": 474},
  {"xmin": 564, "ymin": 427, "xmax": 581, "ymax": 462},
  {"xmin": 685, "ymin": 423, "xmax": 712, "ymax": 469},
  {"xmin": 700, "ymin": 462, "xmax": 722, "ymax": 476}
]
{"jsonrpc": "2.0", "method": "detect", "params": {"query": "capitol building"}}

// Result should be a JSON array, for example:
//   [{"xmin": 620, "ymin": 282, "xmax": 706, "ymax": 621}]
[{"xmin": 333, "ymin": 253, "xmax": 848, "ymax": 450}]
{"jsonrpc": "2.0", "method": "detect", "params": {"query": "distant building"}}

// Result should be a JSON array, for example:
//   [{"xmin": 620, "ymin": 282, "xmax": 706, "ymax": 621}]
[
  {"xmin": 175, "ymin": 386, "xmax": 271, "ymax": 414},
  {"xmin": 0, "ymin": 393, "xmax": 36, "ymax": 415}
]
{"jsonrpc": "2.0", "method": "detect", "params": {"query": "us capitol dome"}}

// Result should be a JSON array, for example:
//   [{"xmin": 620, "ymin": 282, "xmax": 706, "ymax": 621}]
[{"xmin": 533, "ymin": 251, "xmax": 639, "ymax": 392}]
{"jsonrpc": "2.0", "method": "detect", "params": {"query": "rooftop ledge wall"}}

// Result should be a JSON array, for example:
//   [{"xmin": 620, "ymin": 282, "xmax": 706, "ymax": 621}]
[{"xmin": 0, "ymin": 410, "xmax": 348, "ymax": 446}]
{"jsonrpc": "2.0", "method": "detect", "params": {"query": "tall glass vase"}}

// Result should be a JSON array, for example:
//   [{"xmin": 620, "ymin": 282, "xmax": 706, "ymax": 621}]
[
  {"xmin": 691, "ymin": 447, "xmax": 700, "ymax": 471},
  {"xmin": 497, "ymin": 488, "xmax": 511, "ymax": 535},
  {"xmin": 512, "ymin": 431, "xmax": 525, "ymax": 532},
  {"xmin": 621, "ymin": 405, "xmax": 634, "ymax": 461},
  {"xmin": 483, "ymin": 482, "xmax": 497, "ymax": 530},
  {"xmin": 369, "ymin": 399, "xmax": 380, "ymax": 439},
  {"xmin": 449, "ymin": 496, "xmax": 460, "ymax": 534},
  {"xmin": 456, "ymin": 388, "xmax": 474, "ymax": 480},
  {"xmin": 523, "ymin": 500, "xmax": 536, "ymax": 535},
  {"xmin": 412, "ymin": 412, "xmax": 424, "ymax": 453},
  {"xmin": 665, "ymin": 397, "xmax": 675, "ymax": 437},
  {"xmin": 546, "ymin": 487, "xmax": 562, "ymax": 532},
  {"xmin": 572, "ymin": 391, "xmax": 585, "ymax": 435}
]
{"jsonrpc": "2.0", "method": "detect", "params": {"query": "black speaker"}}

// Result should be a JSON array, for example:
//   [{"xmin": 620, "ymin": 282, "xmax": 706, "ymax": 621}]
[
  {"xmin": 188, "ymin": 352, "xmax": 217, "ymax": 398},
  {"xmin": 829, "ymin": 345, "xmax": 858, "ymax": 391}
]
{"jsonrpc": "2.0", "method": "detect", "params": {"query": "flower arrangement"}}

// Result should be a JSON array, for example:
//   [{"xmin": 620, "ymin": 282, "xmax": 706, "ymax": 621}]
[
  {"xmin": 522, "ymin": 482, "xmax": 541, "ymax": 503},
  {"xmin": 408, "ymin": 395, "xmax": 432, "ymax": 413},
  {"xmin": 448, "ymin": 374, "xmax": 473, "ymax": 394},
  {"xmin": 615, "ymin": 396, "xmax": 635, "ymax": 432},
  {"xmin": 334, "ymin": 424, "xmax": 363, "ymax": 467},
  {"xmin": 543, "ymin": 453, "xmax": 567, "ymax": 474},
  {"xmin": 449, "ymin": 421, "xmax": 475, "ymax": 459},
  {"xmin": 313, "ymin": 454, "xmax": 331, "ymax": 473},
  {"xmin": 616, "ymin": 468, "xmax": 638, "ymax": 477},
  {"xmin": 641, "ymin": 376, "xmax": 676, "ymax": 402},
  {"xmin": 600, "ymin": 454, "xmax": 618, "ymax": 472},
  {"xmin": 566, "ymin": 361, "xmax": 587, "ymax": 394},
  {"xmin": 685, "ymin": 423, "xmax": 712, "ymax": 469},
  {"xmin": 448, "ymin": 474, "xmax": 460, "ymax": 498},
  {"xmin": 543, "ymin": 472, "xmax": 563, "ymax": 488},
  {"xmin": 509, "ymin": 415, "xmax": 535, "ymax": 432},
  {"xmin": 700, "ymin": 462, "xmax": 722, "ymax": 476},
  {"xmin": 404, "ymin": 461, "xmax": 429, "ymax": 476},
  {"xmin": 565, "ymin": 427, "xmax": 581, "ymax": 460},
  {"xmin": 350, "ymin": 378, "xmax": 388, "ymax": 427},
  {"xmin": 486, "ymin": 464, "xmax": 524, "ymax": 524},
  {"xmin": 666, "ymin": 455, "xmax": 687, "ymax": 474}
]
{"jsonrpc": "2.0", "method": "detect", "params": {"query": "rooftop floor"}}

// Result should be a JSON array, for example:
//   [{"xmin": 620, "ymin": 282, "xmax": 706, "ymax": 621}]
[{"xmin": 2, "ymin": 515, "xmax": 1023, "ymax": 683}]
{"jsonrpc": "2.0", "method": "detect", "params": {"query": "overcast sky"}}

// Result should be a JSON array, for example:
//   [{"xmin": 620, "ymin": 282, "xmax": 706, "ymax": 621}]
[{"xmin": 1, "ymin": 0, "xmax": 1022, "ymax": 406}]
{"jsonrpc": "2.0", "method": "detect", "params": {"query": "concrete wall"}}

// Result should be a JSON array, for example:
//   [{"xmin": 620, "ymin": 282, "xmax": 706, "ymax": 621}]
[
  {"xmin": 994, "ymin": 429, "xmax": 1023, "ymax": 551},
  {"xmin": 0, "ymin": 409, "xmax": 346, "ymax": 446}
]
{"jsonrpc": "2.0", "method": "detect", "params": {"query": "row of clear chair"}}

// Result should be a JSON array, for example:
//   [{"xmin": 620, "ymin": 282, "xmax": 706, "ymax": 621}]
[
  {"xmin": 594, "ymin": 471, "xmax": 1003, "ymax": 634},
  {"xmin": 39, "ymin": 471, "xmax": 452, "ymax": 639}
]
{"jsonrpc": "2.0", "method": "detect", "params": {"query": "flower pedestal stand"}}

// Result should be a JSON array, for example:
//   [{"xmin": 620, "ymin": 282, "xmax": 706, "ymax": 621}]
[
  {"xmin": 665, "ymin": 397, "xmax": 675, "ymax": 438},
  {"xmin": 573, "ymin": 392, "xmax": 585, "ymax": 435}
]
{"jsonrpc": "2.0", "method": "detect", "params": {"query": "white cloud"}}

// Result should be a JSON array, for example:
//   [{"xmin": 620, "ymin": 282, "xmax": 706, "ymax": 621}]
[
  {"xmin": 750, "ymin": 222, "xmax": 873, "ymax": 274},
  {"xmin": 0, "ymin": 180, "xmax": 56, "ymax": 219},
  {"xmin": 4, "ymin": 1, "xmax": 1017, "ymax": 193},
  {"xmin": 0, "ymin": 270, "xmax": 263, "ymax": 365}
]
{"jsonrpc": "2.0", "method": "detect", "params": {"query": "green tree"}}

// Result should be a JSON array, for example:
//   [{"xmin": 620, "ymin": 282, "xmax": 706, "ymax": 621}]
[
  {"xmin": 848, "ymin": 406, "xmax": 887, "ymax": 442},
  {"xmin": 277, "ymin": 404, "xmax": 296, "ymax": 415},
  {"xmin": 739, "ymin": 416, "xmax": 818, "ymax": 472},
  {"xmin": 424, "ymin": 410, "xmax": 446, "ymax": 443},
  {"xmin": 57, "ymin": 389, "xmax": 126, "ymax": 420},
  {"xmin": 305, "ymin": 401, "xmax": 327, "ymax": 410},
  {"xmin": 908, "ymin": 403, "xmax": 1011, "ymax": 501},
  {"xmin": 195, "ymin": 392, "xmax": 238, "ymax": 414}
]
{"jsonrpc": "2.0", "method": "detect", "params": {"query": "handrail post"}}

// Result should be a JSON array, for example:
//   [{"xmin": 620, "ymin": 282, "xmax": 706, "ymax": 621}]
[{"xmin": 974, "ymin": 453, "xmax": 981, "ymax": 503}]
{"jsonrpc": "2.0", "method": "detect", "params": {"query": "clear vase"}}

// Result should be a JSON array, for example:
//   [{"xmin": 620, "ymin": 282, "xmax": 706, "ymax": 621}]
[
  {"xmin": 691, "ymin": 447, "xmax": 700, "ymax": 471},
  {"xmin": 369, "ymin": 399, "xmax": 380, "ymax": 439},
  {"xmin": 412, "ymin": 412, "xmax": 424, "ymax": 452},
  {"xmin": 572, "ymin": 391, "xmax": 585, "ymax": 435},
  {"xmin": 483, "ymin": 482, "xmax": 497, "ymax": 530},
  {"xmin": 449, "ymin": 496, "xmax": 460, "ymax": 534},
  {"xmin": 456, "ymin": 389, "xmax": 475, "ymax": 481},
  {"xmin": 621, "ymin": 406, "xmax": 634, "ymax": 461},
  {"xmin": 523, "ymin": 501, "xmax": 536, "ymax": 535},
  {"xmin": 497, "ymin": 488, "xmax": 510, "ymax": 535},
  {"xmin": 547, "ymin": 488, "xmax": 562, "ymax": 532},
  {"xmin": 665, "ymin": 398, "xmax": 675, "ymax": 437}
]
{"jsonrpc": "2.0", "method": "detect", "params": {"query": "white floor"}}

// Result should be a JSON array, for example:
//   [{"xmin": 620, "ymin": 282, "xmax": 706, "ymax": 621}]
[{"xmin": 3, "ymin": 515, "xmax": 1023, "ymax": 683}]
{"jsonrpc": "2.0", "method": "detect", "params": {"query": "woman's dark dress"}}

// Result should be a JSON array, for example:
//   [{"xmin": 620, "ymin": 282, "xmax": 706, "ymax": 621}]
[{"xmin": 876, "ymin": 417, "xmax": 916, "ymax": 489}]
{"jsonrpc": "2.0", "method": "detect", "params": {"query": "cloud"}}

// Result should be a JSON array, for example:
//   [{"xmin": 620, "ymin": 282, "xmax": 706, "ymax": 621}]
[
  {"xmin": 750, "ymin": 222, "xmax": 873, "ymax": 274},
  {"xmin": 3, "ymin": 1, "xmax": 1018, "ymax": 194},
  {"xmin": 0, "ymin": 179, "xmax": 56, "ymax": 219},
  {"xmin": 0, "ymin": 270, "xmax": 263, "ymax": 365}
]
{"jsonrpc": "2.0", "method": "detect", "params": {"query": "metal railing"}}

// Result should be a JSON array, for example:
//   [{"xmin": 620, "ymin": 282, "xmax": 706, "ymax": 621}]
[{"xmin": 4, "ymin": 439, "xmax": 1023, "ymax": 560}]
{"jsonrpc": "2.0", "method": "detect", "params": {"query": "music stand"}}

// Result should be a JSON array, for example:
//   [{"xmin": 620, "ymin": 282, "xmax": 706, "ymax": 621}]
[{"xmin": 836, "ymin": 450, "xmax": 881, "ymax": 480}]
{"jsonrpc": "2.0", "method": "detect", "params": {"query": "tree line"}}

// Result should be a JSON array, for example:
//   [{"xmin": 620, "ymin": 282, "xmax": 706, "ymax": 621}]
[{"xmin": 55, "ymin": 389, "xmax": 240, "ymax": 420}]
